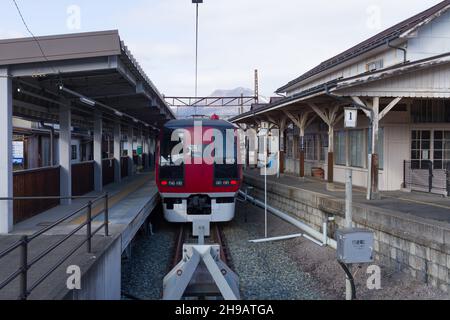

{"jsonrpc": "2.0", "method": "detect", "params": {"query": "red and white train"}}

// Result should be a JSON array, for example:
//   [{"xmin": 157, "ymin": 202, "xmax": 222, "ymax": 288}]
[{"xmin": 156, "ymin": 116, "xmax": 242, "ymax": 223}]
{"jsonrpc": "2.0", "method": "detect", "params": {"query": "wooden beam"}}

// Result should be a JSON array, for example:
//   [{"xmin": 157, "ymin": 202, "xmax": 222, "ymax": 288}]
[
  {"xmin": 379, "ymin": 97, "xmax": 402, "ymax": 120},
  {"xmin": 333, "ymin": 112, "xmax": 344, "ymax": 126},
  {"xmin": 351, "ymin": 96, "xmax": 371, "ymax": 118},
  {"xmin": 308, "ymin": 103, "xmax": 329, "ymax": 124},
  {"xmin": 305, "ymin": 114, "xmax": 317, "ymax": 128},
  {"xmin": 283, "ymin": 110, "xmax": 302, "ymax": 128},
  {"xmin": 329, "ymin": 104, "xmax": 340, "ymax": 124}
]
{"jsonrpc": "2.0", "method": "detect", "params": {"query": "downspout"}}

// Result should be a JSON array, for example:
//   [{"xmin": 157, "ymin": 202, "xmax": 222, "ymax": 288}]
[
  {"xmin": 40, "ymin": 122, "xmax": 55, "ymax": 166},
  {"xmin": 387, "ymin": 39, "xmax": 407, "ymax": 64}
]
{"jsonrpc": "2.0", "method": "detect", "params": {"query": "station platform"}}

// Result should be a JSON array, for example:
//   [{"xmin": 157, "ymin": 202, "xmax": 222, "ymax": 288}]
[
  {"xmin": 245, "ymin": 168, "xmax": 450, "ymax": 223},
  {"xmin": 0, "ymin": 172, "xmax": 159, "ymax": 300},
  {"xmin": 243, "ymin": 168, "xmax": 450, "ymax": 292}
]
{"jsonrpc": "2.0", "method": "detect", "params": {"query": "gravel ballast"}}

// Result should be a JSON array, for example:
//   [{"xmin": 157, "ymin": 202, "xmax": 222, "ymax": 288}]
[
  {"xmin": 222, "ymin": 200, "xmax": 329, "ymax": 300},
  {"xmin": 121, "ymin": 198, "xmax": 449, "ymax": 300},
  {"xmin": 121, "ymin": 212, "xmax": 176, "ymax": 300}
]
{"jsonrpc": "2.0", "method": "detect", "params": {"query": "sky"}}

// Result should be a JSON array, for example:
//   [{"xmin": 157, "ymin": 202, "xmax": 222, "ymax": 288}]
[{"xmin": 0, "ymin": 0, "xmax": 444, "ymax": 98}]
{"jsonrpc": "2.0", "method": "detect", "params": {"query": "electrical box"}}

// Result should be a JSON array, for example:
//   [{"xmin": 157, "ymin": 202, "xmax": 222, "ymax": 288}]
[{"xmin": 336, "ymin": 228, "xmax": 374, "ymax": 264}]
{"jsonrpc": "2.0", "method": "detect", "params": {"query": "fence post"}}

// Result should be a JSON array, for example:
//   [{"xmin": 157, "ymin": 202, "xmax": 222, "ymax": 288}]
[
  {"xmin": 104, "ymin": 193, "xmax": 109, "ymax": 237},
  {"xmin": 447, "ymin": 163, "xmax": 450, "ymax": 197},
  {"xmin": 428, "ymin": 160, "xmax": 433, "ymax": 193},
  {"xmin": 403, "ymin": 160, "xmax": 406, "ymax": 188},
  {"xmin": 20, "ymin": 235, "xmax": 28, "ymax": 300},
  {"xmin": 87, "ymin": 201, "xmax": 92, "ymax": 253}
]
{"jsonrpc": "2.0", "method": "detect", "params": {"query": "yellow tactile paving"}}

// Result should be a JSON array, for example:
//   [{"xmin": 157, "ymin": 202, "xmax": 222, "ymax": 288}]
[{"xmin": 69, "ymin": 174, "xmax": 152, "ymax": 225}]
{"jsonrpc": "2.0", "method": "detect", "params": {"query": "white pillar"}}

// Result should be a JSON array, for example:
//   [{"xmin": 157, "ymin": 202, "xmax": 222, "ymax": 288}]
[
  {"xmin": 143, "ymin": 133, "xmax": 149, "ymax": 170},
  {"xmin": 370, "ymin": 97, "xmax": 380, "ymax": 200},
  {"xmin": 149, "ymin": 135, "xmax": 156, "ymax": 170},
  {"xmin": 93, "ymin": 112, "xmax": 103, "ymax": 192},
  {"xmin": 128, "ymin": 126, "xmax": 134, "ymax": 176},
  {"xmin": 0, "ymin": 68, "xmax": 13, "ymax": 233},
  {"xmin": 59, "ymin": 103, "xmax": 72, "ymax": 205},
  {"xmin": 138, "ymin": 127, "xmax": 143, "ymax": 169},
  {"xmin": 113, "ymin": 121, "xmax": 122, "ymax": 183}
]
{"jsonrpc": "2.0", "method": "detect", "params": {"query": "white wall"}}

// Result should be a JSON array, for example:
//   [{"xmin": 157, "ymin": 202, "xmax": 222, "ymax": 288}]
[
  {"xmin": 408, "ymin": 9, "xmax": 450, "ymax": 61},
  {"xmin": 285, "ymin": 9, "xmax": 450, "ymax": 98}
]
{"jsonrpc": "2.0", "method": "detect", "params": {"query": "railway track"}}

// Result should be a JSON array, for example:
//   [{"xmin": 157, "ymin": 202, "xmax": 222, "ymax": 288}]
[
  {"xmin": 172, "ymin": 224, "xmax": 233, "ymax": 269},
  {"xmin": 169, "ymin": 223, "xmax": 236, "ymax": 299}
]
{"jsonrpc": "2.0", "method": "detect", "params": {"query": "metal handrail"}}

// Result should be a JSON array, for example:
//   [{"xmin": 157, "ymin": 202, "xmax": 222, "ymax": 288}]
[
  {"xmin": 0, "ymin": 195, "xmax": 103, "ymax": 201},
  {"xmin": 0, "ymin": 193, "xmax": 110, "ymax": 300},
  {"xmin": 13, "ymin": 165, "xmax": 61, "ymax": 175}
]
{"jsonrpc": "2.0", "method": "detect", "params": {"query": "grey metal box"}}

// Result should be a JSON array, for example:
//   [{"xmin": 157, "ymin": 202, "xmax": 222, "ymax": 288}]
[{"xmin": 336, "ymin": 228, "xmax": 374, "ymax": 264}]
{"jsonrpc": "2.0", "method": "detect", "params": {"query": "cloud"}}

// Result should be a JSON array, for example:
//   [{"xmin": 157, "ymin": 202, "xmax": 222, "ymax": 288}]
[
  {"xmin": 0, "ymin": 29, "xmax": 24, "ymax": 39},
  {"xmin": 117, "ymin": 0, "xmax": 444, "ymax": 97}
]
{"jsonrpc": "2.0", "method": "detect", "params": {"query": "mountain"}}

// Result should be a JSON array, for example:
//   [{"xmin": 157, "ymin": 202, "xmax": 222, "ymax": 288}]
[{"xmin": 172, "ymin": 87, "xmax": 268, "ymax": 119}]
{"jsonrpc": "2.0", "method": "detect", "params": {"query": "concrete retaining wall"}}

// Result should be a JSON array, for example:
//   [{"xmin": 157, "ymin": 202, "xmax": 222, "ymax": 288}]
[
  {"xmin": 244, "ymin": 174, "xmax": 450, "ymax": 293},
  {"xmin": 60, "ymin": 236, "xmax": 122, "ymax": 300}
]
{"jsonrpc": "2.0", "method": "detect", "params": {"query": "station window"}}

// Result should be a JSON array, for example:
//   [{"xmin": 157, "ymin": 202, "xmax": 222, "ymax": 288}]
[
  {"xmin": 319, "ymin": 134, "xmax": 328, "ymax": 162},
  {"xmin": 411, "ymin": 130, "xmax": 431, "ymax": 169},
  {"xmin": 349, "ymin": 129, "xmax": 365, "ymax": 168},
  {"xmin": 286, "ymin": 135, "xmax": 293, "ymax": 158},
  {"xmin": 432, "ymin": 131, "xmax": 450, "ymax": 170},
  {"xmin": 305, "ymin": 134, "xmax": 316, "ymax": 161},
  {"xmin": 71, "ymin": 145, "xmax": 78, "ymax": 161},
  {"xmin": 334, "ymin": 131, "xmax": 346, "ymax": 166}
]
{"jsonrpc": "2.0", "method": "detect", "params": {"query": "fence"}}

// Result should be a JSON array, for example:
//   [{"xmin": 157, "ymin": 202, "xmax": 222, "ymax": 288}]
[
  {"xmin": 403, "ymin": 160, "xmax": 449, "ymax": 196},
  {"xmin": 102, "ymin": 158, "xmax": 115, "ymax": 186},
  {"xmin": 0, "ymin": 194, "xmax": 109, "ymax": 300},
  {"xmin": 13, "ymin": 166, "xmax": 61, "ymax": 224},
  {"xmin": 121, "ymin": 157, "xmax": 129, "ymax": 178},
  {"xmin": 72, "ymin": 161, "xmax": 94, "ymax": 196}
]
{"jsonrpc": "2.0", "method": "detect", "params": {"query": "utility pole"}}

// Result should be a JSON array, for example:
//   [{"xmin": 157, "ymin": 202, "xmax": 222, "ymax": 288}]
[
  {"xmin": 192, "ymin": 0, "xmax": 203, "ymax": 115},
  {"xmin": 254, "ymin": 69, "xmax": 259, "ymax": 104},
  {"xmin": 345, "ymin": 168, "xmax": 353, "ymax": 300}
]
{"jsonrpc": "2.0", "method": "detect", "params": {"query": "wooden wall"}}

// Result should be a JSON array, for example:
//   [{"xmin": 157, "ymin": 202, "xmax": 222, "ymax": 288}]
[
  {"xmin": 13, "ymin": 167, "xmax": 60, "ymax": 224},
  {"xmin": 121, "ymin": 157, "xmax": 129, "ymax": 178},
  {"xmin": 102, "ymin": 159, "xmax": 115, "ymax": 186},
  {"xmin": 72, "ymin": 161, "xmax": 94, "ymax": 196}
]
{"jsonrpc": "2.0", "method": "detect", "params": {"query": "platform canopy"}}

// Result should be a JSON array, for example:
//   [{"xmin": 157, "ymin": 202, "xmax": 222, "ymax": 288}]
[{"xmin": 0, "ymin": 30, "xmax": 175, "ymax": 131}]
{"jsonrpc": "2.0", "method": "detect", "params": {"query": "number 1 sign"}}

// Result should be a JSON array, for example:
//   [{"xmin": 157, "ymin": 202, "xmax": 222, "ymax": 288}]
[{"xmin": 344, "ymin": 108, "xmax": 358, "ymax": 128}]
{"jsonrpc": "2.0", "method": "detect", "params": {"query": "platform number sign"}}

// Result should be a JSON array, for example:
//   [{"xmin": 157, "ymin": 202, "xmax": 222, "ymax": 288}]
[{"xmin": 344, "ymin": 108, "xmax": 358, "ymax": 128}]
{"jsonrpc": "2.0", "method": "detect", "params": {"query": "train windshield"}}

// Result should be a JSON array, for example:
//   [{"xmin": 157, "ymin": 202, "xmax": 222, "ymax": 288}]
[{"xmin": 159, "ymin": 128, "xmax": 184, "ymax": 180}]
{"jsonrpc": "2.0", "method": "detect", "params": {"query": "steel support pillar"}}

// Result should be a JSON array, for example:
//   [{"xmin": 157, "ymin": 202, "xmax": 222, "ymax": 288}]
[
  {"xmin": 93, "ymin": 112, "xmax": 103, "ymax": 192},
  {"xmin": 127, "ymin": 126, "xmax": 134, "ymax": 176},
  {"xmin": 143, "ymin": 133, "xmax": 150, "ymax": 170},
  {"xmin": 0, "ymin": 68, "xmax": 13, "ymax": 233},
  {"xmin": 138, "ymin": 127, "xmax": 143, "ymax": 170},
  {"xmin": 59, "ymin": 103, "xmax": 72, "ymax": 205},
  {"xmin": 113, "ymin": 121, "xmax": 122, "ymax": 183},
  {"xmin": 150, "ymin": 136, "xmax": 156, "ymax": 170}
]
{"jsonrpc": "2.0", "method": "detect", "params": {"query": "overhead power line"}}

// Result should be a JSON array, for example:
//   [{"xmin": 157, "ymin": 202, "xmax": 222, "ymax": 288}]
[{"xmin": 11, "ymin": 0, "xmax": 58, "ymax": 74}]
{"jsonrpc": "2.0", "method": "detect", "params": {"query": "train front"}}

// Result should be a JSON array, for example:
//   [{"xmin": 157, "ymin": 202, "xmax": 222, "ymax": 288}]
[{"xmin": 156, "ymin": 118, "xmax": 242, "ymax": 223}]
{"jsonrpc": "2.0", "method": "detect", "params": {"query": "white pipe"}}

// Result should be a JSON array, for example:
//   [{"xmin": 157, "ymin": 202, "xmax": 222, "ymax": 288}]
[
  {"xmin": 264, "ymin": 134, "xmax": 268, "ymax": 239},
  {"xmin": 250, "ymin": 233, "xmax": 324, "ymax": 247},
  {"xmin": 250, "ymin": 233, "xmax": 303, "ymax": 243},
  {"xmin": 239, "ymin": 190, "xmax": 337, "ymax": 249},
  {"xmin": 322, "ymin": 221, "xmax": 328, "ymax": 246},
  {"xmin": 303, "ymin": 233, "xmax": 325, "ymax": 247}
]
